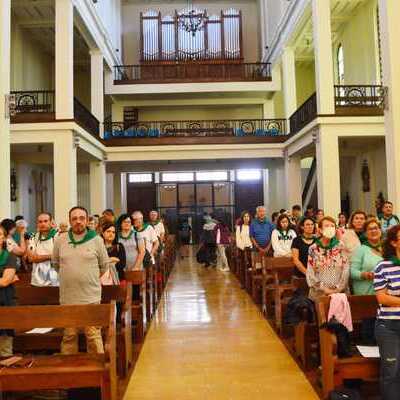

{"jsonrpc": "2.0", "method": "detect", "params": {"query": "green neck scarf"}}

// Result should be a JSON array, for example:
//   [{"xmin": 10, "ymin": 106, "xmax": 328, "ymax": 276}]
[
  {"xmin": 390, "ymin": 256, "xmax": 400, "ymax": 266},
  {"xmin": 68, "ymin": 229, "xmax": 97, "ymax": 248},
  {"xmin": 39, "ymin": 228, "xmax": 58, "ymax": 242},
  {"xmin": 302, "ymin": 234, "xmax": 315, "ymax": 242},
  {"xmin": 135, "ymin": 223, "xmax": 150, "ymax": 233},
  {"xmin": 119, "ymin": 229, "xmax": 134, "ymax": 240},
  {"xmin": 0, "ymin": 249, "xmax": 9, "ymax": 267},
  {"xmin": 356, "ymin": 231, "xmax": 368, "ymax": 245},
  {"xmin": 364, "ymin": 240, "xmax": 382, "ymax": 253},
  {"xmin": 315, "ymin": 237, "xmax": 339, "ymax": 251},
  {"xmin": 278, "ymin": 230, "xmax": 290, "ymax": 240}
]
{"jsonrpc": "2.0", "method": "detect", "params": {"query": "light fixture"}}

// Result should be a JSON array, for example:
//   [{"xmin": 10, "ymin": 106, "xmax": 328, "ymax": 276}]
[{"xmin": 177, "ymin": 0, "xmax": 207, "ymax": 37}]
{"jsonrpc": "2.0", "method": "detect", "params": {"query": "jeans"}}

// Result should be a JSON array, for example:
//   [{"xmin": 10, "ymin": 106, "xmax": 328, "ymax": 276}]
[{"xmin": 375, "ymin": 319, "xmax": 400, "ymax": 400}]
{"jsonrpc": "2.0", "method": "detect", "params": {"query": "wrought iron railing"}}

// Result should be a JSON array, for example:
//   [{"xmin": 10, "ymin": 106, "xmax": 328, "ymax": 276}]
[
  {"xmin": 334, "ymin": 85, "xmax": 385, "ymax": 109},
  {"xmin": 113, "ymin": 62, "xmax": 272, "ymax": 83},
  {"xmin": 103, "ymin": 118, "xmax": 287, "ymax": 139},
  {"xmin": 11, "ymin": 90, "xmax": 55, "ymax": 114},
  {"xmin": 289, "ymin": 93, "xmax": 317, "ymax": 135},
  {"xmin": 73, "ymin": 98, "xmax": 100, "ymax": 137}
]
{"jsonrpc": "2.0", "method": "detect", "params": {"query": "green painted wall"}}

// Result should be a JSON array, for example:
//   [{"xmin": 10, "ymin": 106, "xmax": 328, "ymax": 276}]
[{"xmin": 295, "ymin": 62, "xmax": 316, "ymax": 106}]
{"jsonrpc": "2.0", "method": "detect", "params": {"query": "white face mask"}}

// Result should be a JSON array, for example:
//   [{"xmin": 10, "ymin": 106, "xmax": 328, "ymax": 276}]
[{"xmin": 322, "ymin": 226, "xmax": 336, "ymax": 239}]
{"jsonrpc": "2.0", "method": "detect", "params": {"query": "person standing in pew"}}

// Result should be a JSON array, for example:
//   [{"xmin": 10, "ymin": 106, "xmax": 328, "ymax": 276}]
[
  {"xmin": 28, "ymin": 212, "xmax": 59, "ymax": 287},
  {"xmin": 374, "ymin": 224, "xmax": 400, "ymax": 400},
  {"xmin": 350, "ymin": 218, "xmax": 383, "ymax": 295},
  {"xmin": 0, "ymin": 226, "xmax": 19, "ymax": 357},
  {"xmin": 306, "ymin": 216, "xmax": 349, "ymax": 301},
  {"xmin": 250, "ymin": 206, "xmax": 274, "ymax": 270},
  {"xmin": 52, "ymin": 206, "xmax": 110, "ymax": 354}
]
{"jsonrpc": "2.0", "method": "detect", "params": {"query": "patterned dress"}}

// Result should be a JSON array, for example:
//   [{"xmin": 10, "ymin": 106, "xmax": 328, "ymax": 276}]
[{"xmin": 306, "ymin": 240, "xmax": 350, "ymax": 301}]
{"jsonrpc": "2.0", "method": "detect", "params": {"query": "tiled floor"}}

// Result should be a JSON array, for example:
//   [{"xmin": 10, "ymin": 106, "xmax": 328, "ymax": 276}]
[{"xmin": 124, "ymin": 254, "xmax": 319, "ymax": 400}]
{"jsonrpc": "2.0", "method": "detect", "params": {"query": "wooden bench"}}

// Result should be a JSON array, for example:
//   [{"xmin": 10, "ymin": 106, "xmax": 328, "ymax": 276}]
[
  {"xmin": 316, "ymin": 295, "xmax": 379, "ymax": 398},
  {"xmin": 0, "ymin": 303, "xmax": 117, "ymax": 400},
  {"xmin": 14, "ymin": 284, "xmax": 132, "ymax": 378}
]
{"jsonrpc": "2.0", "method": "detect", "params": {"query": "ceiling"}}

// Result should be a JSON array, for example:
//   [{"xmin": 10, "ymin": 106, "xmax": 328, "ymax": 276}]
[
  {"xmin": 11, "ymin": 0, "xmax": 90, "ymax": 69},
  {"xmin": 290, "ymin": 0, "xmax": 370, "ymax": 65}
]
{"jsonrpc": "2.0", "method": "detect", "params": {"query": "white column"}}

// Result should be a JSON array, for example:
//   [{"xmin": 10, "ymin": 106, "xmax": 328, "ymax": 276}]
[
  {"xmin": 55, "ymin": 0, "xmax": 74, "ymax": 119},
  {"xmin": 285, "ymin": 155, "xmax": 302, "ymax": 209},
  {"xmin": 89, "ymin": 160, "xmax": 107, "ymax": 215},
  {"xmin": 0, "ymin": 0, "xmax": 11, "ymax": 219},
  {"xmin": 90, "ymin": 50, "xmax": 104, "ymax": 134},
  {"xmin": 378, "ymin": 0, "xmax": 400, "ymax": 209},
  {"xmin": 121, "ymin": 173, "xmax": 127, "ymax": 213},
  {"xmin": 312, "ymin": 0, "xmax": 335, "ymax": 115},
  {"xmin": 316, "ymin": 129, "xmax": 341, "ymax": 217},
  {"xmin": 282, "ymin": 47, "xmax": 297, "ymax": 119},
  {"xmin": 53, "ymin": 133, "xmax": 77, "ymax": 223},
  {"xmin": 113, "ymin": 173, "xmax": 122, "ymax": 216}
]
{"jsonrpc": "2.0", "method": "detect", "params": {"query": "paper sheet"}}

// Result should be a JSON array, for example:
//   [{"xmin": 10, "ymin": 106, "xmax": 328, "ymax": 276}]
[
  {"xmin": 356, "ymin": 345, "xmax": 380, "ymax": 358},
  {"xmin": 25, "ymin": 328, "xmax": 53, "ymax": 334}
]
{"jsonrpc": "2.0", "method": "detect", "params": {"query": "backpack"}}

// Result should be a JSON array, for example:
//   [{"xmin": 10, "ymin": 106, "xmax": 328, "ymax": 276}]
[{"xmin": 134, "ymin": 232, "xmax": 153, "ymax": 268}]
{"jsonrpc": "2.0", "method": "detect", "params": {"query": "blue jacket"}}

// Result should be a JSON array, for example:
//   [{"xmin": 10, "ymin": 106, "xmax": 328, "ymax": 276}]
[{"xmin": 250, "ymin": 218, "xmax": 274, "ymax": 247}]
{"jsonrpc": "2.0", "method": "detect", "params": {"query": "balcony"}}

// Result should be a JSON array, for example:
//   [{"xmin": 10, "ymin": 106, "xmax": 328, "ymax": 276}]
[
  {"xmin": 113, "ymin": 62, "xmax": 272, "ymax": 84},
  {"xmin": 10, "ymin": 90, "xmax": 100, "ymax": 138},
  {"xmin": 103, "ymin": 118, "xmax": 287, "ymax": 146},
  {"xmin": 289, "ymin": 85, "xmax": 385, "ymax": 135}
]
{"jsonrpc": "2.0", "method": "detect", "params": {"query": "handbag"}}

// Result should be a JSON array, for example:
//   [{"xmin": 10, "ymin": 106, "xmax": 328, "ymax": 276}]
[{"xmin": 100, "ymin": 264, "xmax": 120, "ymax": 286}]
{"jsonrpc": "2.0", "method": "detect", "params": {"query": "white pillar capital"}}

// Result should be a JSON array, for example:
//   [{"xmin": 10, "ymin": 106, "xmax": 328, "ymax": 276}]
[
  {"xmin": 0, "ymin": 0, "xmax": 11, "ymax": 218},
  {"xmin": 312, "ymin": 0, "xmax": 335, "ymax": 115},
  {"xmin": 55, "ymin": 0, "xmax": 74, "ymax": 120}
]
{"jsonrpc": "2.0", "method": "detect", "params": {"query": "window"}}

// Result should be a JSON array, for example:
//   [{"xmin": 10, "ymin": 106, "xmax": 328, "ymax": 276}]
[
  {"xmin": 196, "ymin": 171, "xmax": 228, "ymax": 181},
  {"xmin": 162, "ymin": 172, "xmax": 194, "ymax": 182},
  {"xmin": 129, "ymin": 173, "xmax": 153, "ymax": 183},
  {"xmin": 236, "ymin": 169, "xmax": 262, "ymax": 181},
  {"xmin": 337, "ymin": 44, "xmax": 344, "ymax": 84}
]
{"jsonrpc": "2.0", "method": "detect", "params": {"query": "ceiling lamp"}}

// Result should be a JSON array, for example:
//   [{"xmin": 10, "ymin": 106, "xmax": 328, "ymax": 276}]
[{"xmin": 178, "ymin": 0, "xmax": 207, "ymax": 37}]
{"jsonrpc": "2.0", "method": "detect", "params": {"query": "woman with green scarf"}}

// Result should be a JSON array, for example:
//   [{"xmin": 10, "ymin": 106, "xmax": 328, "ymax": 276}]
[
  {"xmin": 306, "ymin": 216, "xmax": 350, "ymax": 301},
  {"xmin": 0, "ymin": 226, "xmax": 19, "ymax": 357}
]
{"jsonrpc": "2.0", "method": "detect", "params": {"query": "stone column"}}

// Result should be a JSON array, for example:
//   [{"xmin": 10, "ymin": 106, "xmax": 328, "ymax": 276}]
[
  {"xmin": 312, "ymin": 0, "xmax": 335, "ymax": 114},
  {"xmin": 285, "ymin": 154, "xmax": 302, "ymax": 209},
  {"xmin": 0, "ymin": 0, "xmax": 11, "ymax": 218},
  {"xmin": 90, "ymin": 50, "xmax": 104, "ymax": 137},
  {"xmin": 55, "ymin": 0, "xmax": 74, "ymax": 119},
  {"xmin": 378, "ymin": 0, "xmax": 400, "ymax": 208},
  {"xmin": 89, "ymin": 160, "xmax": 107, "ymax": 215},
  {"xmin": 53, "ymin": 132, "xmax": 77, "ymax": 223},
  {"xmin": 316, "ymin": 129, "xmax": 341, "ymax": 217},
  {"xmin": 281, "ymin": 47, "xmax": 297, "ymax": 119}
]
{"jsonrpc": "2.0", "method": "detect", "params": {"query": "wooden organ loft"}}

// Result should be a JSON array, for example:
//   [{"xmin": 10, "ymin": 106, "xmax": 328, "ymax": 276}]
[{"xmin": 114, "ymin": 8, "xmax": 271, "ymax": 84}]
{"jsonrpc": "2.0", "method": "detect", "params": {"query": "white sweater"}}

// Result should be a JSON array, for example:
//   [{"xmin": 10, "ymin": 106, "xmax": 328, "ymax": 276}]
[
  {"xmin": 235, "ymin": 225, "xmax": 252, "ymax": 250},
  {"xmin": 271, "ymin": 229, "xmax": 297, "ymax": 257}
]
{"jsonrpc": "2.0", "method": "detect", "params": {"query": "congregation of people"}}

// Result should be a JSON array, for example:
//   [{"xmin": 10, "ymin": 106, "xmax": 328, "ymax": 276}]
[{"xmin": 0, "ymin": 207, "xmax": 166, "ymax": 359}]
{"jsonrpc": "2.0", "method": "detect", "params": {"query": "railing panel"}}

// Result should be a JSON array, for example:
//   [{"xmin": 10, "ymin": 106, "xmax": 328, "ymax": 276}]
[
  {"xmin": 334, "ymin": 85, "xmax": 385, "ymax": 109},
  {"xmin": 103, "ymin": 118, "xmax": 287, "ymax": 140},
  {"xmin": 11, "ymin": 90, "xmax": 55, "ymax": 114},
  {"xmin": 114, "ymin": 62, "xmax": 271, "ymax": 83},
  {"xmin": 74, "ymin": 98, "xmax": 100, "ymax": 138},
  {"xmin": 289, "ymin": 93, "xmax": 317, "ymax": 135}
]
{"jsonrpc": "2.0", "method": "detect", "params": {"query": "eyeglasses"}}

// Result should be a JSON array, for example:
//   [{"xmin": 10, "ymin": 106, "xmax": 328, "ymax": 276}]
[{"xmin": 367, "ymin": 226, "xmax": 380, "ymax": 231}]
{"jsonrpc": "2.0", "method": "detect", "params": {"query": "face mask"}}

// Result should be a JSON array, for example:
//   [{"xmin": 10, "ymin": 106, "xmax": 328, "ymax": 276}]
[{"xmin": 322, "ymin": 227, "xmax": 336, "ymax": 239}]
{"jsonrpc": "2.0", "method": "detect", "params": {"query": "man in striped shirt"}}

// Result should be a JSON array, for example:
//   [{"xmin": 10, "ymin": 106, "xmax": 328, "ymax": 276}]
[{"xmin": 374, "ymin": 224, "xmax": 400, "ymax": 400}]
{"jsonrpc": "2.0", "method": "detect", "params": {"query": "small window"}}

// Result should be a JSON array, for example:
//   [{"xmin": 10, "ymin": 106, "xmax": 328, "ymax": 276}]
[
  {"xmin": 196, "ymin": 171, "xmax": 228, "ymax": 181},
  {"xmin": 236, "ymin": 169, "xmax": 262, "ymax": 181},
  {"xmin": 337, "ymin": 44, "xmax": 344, "ymax": 84},
  {"xmin": 129, "ymin": 173, "xmax": 153, "ymax": 183},
  {"xmin": 162, "ymin": 172, "xmax": 194, "ymax": 182}
]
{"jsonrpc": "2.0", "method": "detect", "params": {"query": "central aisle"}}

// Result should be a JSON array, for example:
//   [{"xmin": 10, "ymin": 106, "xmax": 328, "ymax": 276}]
[{"xmin": 124, "ymin": 254, "xmax": 319, "ymax": 400}]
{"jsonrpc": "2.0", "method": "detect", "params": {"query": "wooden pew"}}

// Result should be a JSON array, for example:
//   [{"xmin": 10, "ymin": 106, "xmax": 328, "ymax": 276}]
[
  {"xmin": 316, "ymin": 295, "xmax": 379, "ymax": 398},
  {"xmin": 0, "ymin": 303, "xmax": 117, "ymax": 400},
  {"xmin": 263, "ymin": 257, "xmax": 296, "ymax": 332},
  {"xmin": 14, "ymin": 284, "xmax": 132, "ymax": 378}
]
